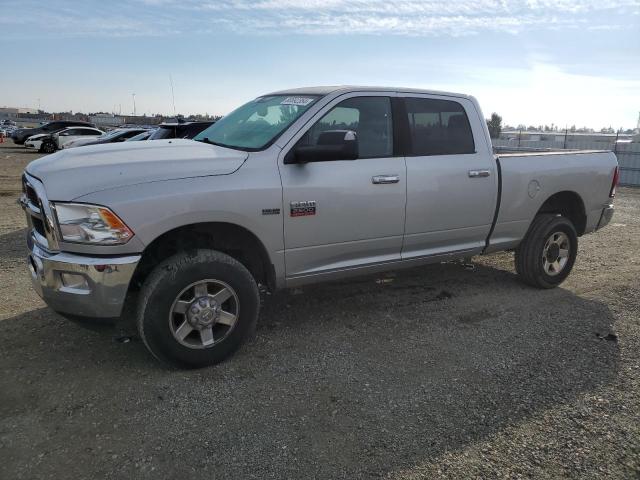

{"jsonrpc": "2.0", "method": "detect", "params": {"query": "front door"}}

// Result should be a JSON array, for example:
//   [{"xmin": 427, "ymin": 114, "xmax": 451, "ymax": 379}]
[
  {"xmin": 280, "ymin": 94, "xmax": 407, "ymax": 279},
  {"xmin": 59, "ymin": 128, "xmax": 82, "ymax": 147},
  {"xmin": 401, "ymin": 95, "xmax": 497, "ymax": 258}
]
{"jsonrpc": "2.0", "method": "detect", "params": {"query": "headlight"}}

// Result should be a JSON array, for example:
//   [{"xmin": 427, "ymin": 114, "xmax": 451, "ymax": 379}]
[{"xmin": 52, "ymin": 203, "xmax": 134, "ymax": 244}]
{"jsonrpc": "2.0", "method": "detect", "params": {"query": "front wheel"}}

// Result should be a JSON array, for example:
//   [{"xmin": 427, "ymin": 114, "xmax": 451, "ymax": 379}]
[
  {"xmin": 40, "ymin": 140, "xmax": 57, "ymax": 153},
  {"xmin": 515, "ymin": 214, "xmax": 578, "ymax": 289},
  {"xmin": 137, "ymin": 249, "xmax": 260, "ymax": 368}
]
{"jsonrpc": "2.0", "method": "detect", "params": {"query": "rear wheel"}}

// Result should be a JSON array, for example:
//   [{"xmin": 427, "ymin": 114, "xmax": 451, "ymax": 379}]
[
  {"xmin": 515, "ymin": 214, "xmax": 578, "ymax": 289},
  {"xmin": 137, "ymin": 249, "xmax": 260, "ymax": 368}
]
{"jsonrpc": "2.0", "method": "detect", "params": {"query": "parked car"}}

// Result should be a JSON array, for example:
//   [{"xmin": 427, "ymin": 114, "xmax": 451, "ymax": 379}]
[
  {"xmin": 64, "ymin": 128, "xmax": 150, "ymax": 149},
  {"xmin": 1, "ymin": 126, "xmax": 17, "ymax": 138},
  {"xmin": 148, "ymin": 121, "xmax": 214, "ymax": 140},
  {"xmin": 55, "ymin": 127, "xmax": 104, "ymax": 150},
  {"xmin": 20, "ymin": 86, "xmax": 618, "ymax": 368},
  {"xmin": 24, "ymin": 133, "xmax": 50, "ymax": 151},
  {"xmin": 125, "ymin": 130, "xmax": 156, "ymax": 142},
  {"xmin": 2, "ymin": 119, "xmax": 17, "ymax": 126},
  {"xmin": 1, "ymin": 124, "xmax": 18, "ymax": 135},
  {"xmin": 11, "ymin": 120, "xmax": 95, "ymax": 145},
  {"xmin": 24, "ymin": 127, "xmax": 103, "ymax": 153}
]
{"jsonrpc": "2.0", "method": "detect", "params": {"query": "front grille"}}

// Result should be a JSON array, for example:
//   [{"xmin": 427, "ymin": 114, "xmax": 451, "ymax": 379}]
[
  {"xmin": 21, "ymin": 174, "xmax": 57, "ymax": 251},
  {"xmin": 26, "ymin": 184, "xmax": 38, "ymax": 205},
  {"xmin": 32, "ymin": 216, "xmax": 46, "ymax": 238}
]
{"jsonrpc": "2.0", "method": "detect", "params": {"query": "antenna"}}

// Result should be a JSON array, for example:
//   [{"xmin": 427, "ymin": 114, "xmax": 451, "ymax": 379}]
[{"xmin": 169, "ymin": 75, "xmax": 177, "ymax": 116}]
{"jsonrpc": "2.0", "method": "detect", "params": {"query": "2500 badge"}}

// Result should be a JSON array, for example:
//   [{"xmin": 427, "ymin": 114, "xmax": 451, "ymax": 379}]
[{"xmin": 290, "ymin": 200, "xmax": 316, "ymax": 217}]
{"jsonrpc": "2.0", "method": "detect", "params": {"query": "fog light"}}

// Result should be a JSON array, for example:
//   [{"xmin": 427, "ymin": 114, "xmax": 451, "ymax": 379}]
[{"xmin": 60, "ymin": 273, "xmax": 89, "ymax": 290}]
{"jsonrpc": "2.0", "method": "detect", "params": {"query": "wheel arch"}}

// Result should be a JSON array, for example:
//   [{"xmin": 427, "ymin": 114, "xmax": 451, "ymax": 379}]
[
  {"xmin": 130, "ymin": 222, "xmax": 276, "ymax": 293},
  {"xmin": 535, "ymin": 190, "xmax": 587, "ymax": 236}
]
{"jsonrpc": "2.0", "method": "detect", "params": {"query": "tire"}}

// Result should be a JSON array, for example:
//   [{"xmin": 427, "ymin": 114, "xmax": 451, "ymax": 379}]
[
  {"xmin": 137, "ymin": 249, "xmax": 260, "ymax": 368},
  {"xmin": 41, "ymin": 140, "xmax": 56, "ymax": 154},
  {"xmin": 515, "ymin": 214, "xmax": 578, "ymax": 289}
]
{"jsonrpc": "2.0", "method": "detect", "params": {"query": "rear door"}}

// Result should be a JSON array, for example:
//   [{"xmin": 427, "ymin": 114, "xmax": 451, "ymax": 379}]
[
  {"xmin": 280, "ymin": 93, "xmax": 407, "ymax": 279},
  {"xmin": 400, "ymin": 95, "xmax": 497, "ymax": 258}
]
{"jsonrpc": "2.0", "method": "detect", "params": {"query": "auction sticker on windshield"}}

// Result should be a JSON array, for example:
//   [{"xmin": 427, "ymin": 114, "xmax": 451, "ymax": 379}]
[{"xmin": 281, "ymin": 97, "xmax": 315, "ymax": 106}]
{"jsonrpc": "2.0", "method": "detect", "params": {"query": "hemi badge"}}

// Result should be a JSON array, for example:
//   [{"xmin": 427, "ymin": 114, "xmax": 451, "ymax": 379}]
[
  {"xmin": 262, "ymin": 208, "xmax": 281, "ymax": 215},
  {"xmin": 290, "ymin": 200, "xmax": 316, "ymax": 217}
]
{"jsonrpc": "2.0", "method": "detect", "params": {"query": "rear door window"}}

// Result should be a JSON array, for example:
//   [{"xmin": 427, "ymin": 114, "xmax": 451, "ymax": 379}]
[{"xmin": 404, "ymin": 98, "xmax": 475, "ymax": 156}]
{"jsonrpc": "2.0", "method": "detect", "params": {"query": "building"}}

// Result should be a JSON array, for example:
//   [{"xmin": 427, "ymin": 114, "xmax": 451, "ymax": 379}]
[
  {"xmin": 89, "ymin": 113, "xmax": 127, "ymax": 127},
  {"xmin": 0, "ymin": 107, "xmax": 39, "ymax": 116},
  {"xmin": 89, "ymin": 114, "xmax": 164, "ymax": 127}
]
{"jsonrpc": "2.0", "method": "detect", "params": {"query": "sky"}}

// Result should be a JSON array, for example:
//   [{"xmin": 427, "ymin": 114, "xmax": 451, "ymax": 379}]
[{"xmin": 1, "ymin": 0, "xmax": 639, "ymax": 129}]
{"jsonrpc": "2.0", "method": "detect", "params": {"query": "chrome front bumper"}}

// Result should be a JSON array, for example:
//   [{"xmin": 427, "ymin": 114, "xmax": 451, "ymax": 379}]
[{"xmin": 27, "ymin": 235, "xmax": 141, "ymax": 318}]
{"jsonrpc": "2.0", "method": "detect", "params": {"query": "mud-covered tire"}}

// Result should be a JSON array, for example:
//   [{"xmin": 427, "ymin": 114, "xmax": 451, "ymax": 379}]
[
  {"xmin": 137, "ymin": 249, "xmax": 259, "ymax": 369},
  {"xmin": 515, "ymin": 214, "xmax": 578, "ymax": 289}
]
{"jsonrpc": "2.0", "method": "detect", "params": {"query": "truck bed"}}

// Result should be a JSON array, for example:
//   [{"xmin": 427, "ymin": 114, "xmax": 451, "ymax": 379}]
[{"xmin": 485, "ymin": 149, "xmax": 617, "ymax": 253}]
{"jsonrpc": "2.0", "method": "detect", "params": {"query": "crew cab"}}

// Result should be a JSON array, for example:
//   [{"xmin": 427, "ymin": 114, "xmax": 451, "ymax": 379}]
[{"xmin": 21, "ymin": 86, "xmax": 618, "ymax": 368}]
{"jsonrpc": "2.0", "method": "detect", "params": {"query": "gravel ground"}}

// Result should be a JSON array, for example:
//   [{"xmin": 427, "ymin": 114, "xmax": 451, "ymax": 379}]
[{"xmin": 0, "ymin": 139, "xmax": 639, "ymax": 479}]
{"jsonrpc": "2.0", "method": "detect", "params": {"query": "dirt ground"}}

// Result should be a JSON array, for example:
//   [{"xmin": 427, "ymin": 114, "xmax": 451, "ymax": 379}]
[{"xmin": 0, "ymin": 139, "xmax": 639, "ymax": 479}]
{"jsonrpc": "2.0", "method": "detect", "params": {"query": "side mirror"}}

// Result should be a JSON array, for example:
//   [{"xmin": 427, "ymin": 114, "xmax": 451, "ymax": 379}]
[{"xmin": 285, "ymin": 130, "xmax": 358, "ymax": 164}]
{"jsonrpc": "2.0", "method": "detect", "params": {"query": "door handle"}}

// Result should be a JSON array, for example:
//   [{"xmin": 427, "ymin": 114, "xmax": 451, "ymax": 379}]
[
  {"xmin": 468, "ymin": 169, "xmax": 491, "ymax": 178},
  {"xmin": 372, "ymin": 175, "xmax": 400, "ymax": 184}
]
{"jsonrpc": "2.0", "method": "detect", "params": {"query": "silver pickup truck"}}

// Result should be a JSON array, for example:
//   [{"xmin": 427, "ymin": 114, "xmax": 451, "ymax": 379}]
[{"xmin": 21, "ymin": 86, "xmax": 618, "ymax": 368}]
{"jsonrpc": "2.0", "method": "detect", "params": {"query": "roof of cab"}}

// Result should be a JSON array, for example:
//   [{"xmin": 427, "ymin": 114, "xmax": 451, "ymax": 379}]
[{"xmin": 266, "ymin": 85, "xmax": 471, "ymax": 99}]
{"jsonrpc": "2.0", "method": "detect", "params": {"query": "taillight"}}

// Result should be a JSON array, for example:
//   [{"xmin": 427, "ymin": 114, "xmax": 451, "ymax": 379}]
[{"xmin": 609, "ymin": 166, "xmax": 619, "ymax": 198}]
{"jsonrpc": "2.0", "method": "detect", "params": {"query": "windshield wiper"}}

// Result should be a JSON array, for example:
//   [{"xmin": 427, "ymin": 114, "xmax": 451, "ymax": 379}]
[
  {"xmin": 195, "ymin": 137, "xmax": 248, "ymax": 152},
  {"xmin": 196, "ymin": 137, "xmax": 225, "ymax": 147}
]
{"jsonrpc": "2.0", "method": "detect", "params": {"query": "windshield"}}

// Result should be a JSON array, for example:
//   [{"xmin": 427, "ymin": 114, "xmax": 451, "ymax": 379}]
[{"xmin": 193, "ymin": 94, "xmax": 320, "ymax": 150}]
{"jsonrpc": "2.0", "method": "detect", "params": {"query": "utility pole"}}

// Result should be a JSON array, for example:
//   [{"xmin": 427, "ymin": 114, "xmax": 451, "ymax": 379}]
[
  {"xmin": 132, "ymin": 93, "xmax": 136, "ymax": 117},
  {"xmin": 169, "ymin": 75, "xmax": 176, "ymax": 117}
]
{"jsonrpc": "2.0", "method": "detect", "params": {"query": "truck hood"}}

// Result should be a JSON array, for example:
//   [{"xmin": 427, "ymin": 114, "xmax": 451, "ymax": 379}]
[{"xmin": 26, "ymin": 139, "xmax": 248, "ymax": 200}]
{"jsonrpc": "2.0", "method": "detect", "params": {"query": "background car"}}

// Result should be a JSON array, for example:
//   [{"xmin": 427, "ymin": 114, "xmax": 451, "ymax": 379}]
[
  {"xmin": 24, "ymin": 133, "xmax": 50, "ymax": 151},
  {"xmin": 148, "ymin": 121, "xmax": 214, "ymax": 140},
  {"xmin": 55, "ymin": 126, "xmax": 104, "ymax": 150},
  {"xmin": 124, "ymin": 129, "xmax": 156, "ymax": 142},
  {"xmin": 11, "ymin": 120, "xmax": 96, "ymax": 144},
  {"xmin": 64, "ymin": 128, "xmax": 150, "ymax": 149}
]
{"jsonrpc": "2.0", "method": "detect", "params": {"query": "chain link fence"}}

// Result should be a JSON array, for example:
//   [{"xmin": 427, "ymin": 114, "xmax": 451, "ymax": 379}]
[{"xmin": 492, "ymin": 138, "xmax": 640, "ymax": 186}]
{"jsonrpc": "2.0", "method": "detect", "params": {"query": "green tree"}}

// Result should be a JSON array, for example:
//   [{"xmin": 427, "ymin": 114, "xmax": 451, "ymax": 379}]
[{"xmin": 486, "ymin": 112, "xmax": 503, "ymax": 139}]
